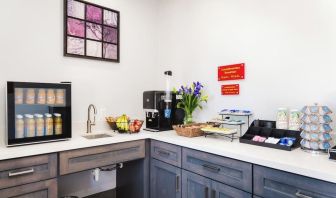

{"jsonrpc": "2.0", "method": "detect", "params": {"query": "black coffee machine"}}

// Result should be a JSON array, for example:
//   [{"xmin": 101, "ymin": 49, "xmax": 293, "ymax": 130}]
[{"xmin": 143, "ymin": 91, "xmax": 184, "ymax": 132}]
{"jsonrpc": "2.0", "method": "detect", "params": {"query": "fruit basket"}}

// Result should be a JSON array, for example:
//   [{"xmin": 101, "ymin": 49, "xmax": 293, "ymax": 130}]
[{"xmin": 106, "ymin": 115, "xmax": 144, "ymax": 134}]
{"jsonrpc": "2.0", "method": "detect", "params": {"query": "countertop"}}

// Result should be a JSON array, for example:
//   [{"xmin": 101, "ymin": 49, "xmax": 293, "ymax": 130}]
[{"xmin": 0, "ymin": 130, "xmax": 336, "ymax": 183}]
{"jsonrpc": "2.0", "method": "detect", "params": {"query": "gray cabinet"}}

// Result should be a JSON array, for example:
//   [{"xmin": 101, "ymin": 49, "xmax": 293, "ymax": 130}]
[
  {"xmin": 212, "ymin": 180, "xmax": 251, "ymax": 198},
  {"xmin": 254, "ymin": 165, "xmax": 336, "ymax": 198},
  {"xmin": 0, "ymin": 153, "xmax": 57, "ymax": 190},
  {"xmin": 0, "ymin": 178, "xmax": 57, "ymax": 198},
  {"xmin": 59, "ymin": 140, "xmax": 145, "ymax": 175},
  {"xmin": 182, "ymin": 170, "xmax": 211, "ymax": 198},
  {"xmin": 182, "ymin": 170, "xmax": 251, "ymax": 198},
  {"xmin": 182, "ymin": 148, "xmax": 252, "ymax": 193},
  {"xmin": 151, "ymin": 140, "xmax": 182, "ymax": 167},
  {"xmin": 151, "ymin": 159, "xmax": 181, "ymax": 198}
]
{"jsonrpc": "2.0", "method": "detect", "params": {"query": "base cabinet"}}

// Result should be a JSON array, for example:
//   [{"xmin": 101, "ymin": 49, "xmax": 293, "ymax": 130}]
[
  {"xmin": 151, "ymin": 159, "xmax": 182, "ymax": 198},
  {"xmin": 212, "ymin": 180, "xmax": 252, "ymax": 198},
  {"xmin": 182, "ymin": 170, "xmax": 211, "ymax": 198},
  {"xmin": 182, "ymin": 170, "xmax": 251, "ymax": 198},
  {"xmin": 0, "ymin": 179, "xmax": 57, "ymax": 198}
]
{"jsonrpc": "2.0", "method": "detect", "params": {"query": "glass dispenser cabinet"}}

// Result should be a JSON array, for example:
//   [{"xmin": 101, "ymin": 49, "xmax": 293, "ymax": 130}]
[{"xmin": 6, "ymin": 82, "xmax": 71, "ymax": 146}]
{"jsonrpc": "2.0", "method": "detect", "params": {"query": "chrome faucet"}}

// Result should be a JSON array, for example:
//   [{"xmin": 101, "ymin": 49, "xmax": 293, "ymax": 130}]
[{"xmin": 87, "ymin": 104, "xmax": 97, "ymax": 133}]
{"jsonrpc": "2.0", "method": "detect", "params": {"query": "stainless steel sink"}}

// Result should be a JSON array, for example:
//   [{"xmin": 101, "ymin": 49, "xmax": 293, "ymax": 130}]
[{"xmin": 82, "ymin": 133, "xmax": 113, "ymax": 140}]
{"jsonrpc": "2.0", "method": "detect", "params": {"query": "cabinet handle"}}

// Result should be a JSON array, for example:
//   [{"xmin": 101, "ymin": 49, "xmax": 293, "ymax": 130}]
[
  {"xmin": 202, "ymin": 164, "xmax": 221, "ymax": 173},
  {"xmin": 8, "ymin": 168, "xmax": 34, "ymax": 177},
  {"xmin": 176, "ymin": 175, "xmax": 180, "ymax": 192},
  {"xmin": 205, "ymin": 187, "xmax": 209, "ymax": 198},
  {"xmin": 295, "ymin": 191, "xmax": 313, "ymax": 198},
  {"xmin": 211, "ymin": 190, "xmax": 216, "ymax": 198},
  {"xmin": 158, "ymin": 150, "xmax": 170, "ymax": 156}
]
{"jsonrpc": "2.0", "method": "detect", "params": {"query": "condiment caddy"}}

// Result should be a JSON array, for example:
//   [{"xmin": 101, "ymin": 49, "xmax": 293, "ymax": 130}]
[{"xmin": 239, "ymin": 120, "xmax": 301, "ymax": 151}]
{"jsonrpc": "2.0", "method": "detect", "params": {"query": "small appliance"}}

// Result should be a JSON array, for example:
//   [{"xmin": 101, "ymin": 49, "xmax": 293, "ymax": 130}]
[
  {"xmin": 143, "ymin": 91, "xmax": 184, "ymax": 132},
  {"xmin": 6, "ymin": 81, "xmax": 72, "ymax": 146}
]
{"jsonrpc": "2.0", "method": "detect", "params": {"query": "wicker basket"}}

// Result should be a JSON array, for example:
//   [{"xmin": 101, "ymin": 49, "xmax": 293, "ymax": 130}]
[{"xmin": 173, "ymin": 123, "xmax": 212, "ymax": 137}]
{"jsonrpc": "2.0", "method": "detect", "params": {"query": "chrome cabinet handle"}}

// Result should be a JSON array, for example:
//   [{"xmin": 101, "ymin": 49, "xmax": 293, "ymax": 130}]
[
  {"xmin": 158, "ymin": 150, "xmax": 170, "ymax": 156},
  {"xmin": 205, "ymin": 187, "xmax": 209, "ymax": 198},
  {"xmin": 211, "ymin": 190, "xmax": 216, "ymax": 198},
  {"xmin": 176, "ymin": 175, "xmax": 180, "ymax": 192},
  {"xmin": 202, "ymin": 164, "xmax": 221, "ymax": 173},
  {"xmin": 8, "ymin": 168, "xmax": 34, "ymax": 177},
  {"xmin": 295, "ymin": 191, "xmax": 313, "ymax": 198}
]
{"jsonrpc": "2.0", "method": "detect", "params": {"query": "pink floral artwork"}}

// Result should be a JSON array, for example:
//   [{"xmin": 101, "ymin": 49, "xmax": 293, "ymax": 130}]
[
  {"xmin": 65, "ymin": 0, "xmax": 119, "ymax": 62},
  {"xmin": 67, "ymin": 37, "xmax": 84, "ymax": 55},
  {"xmin": 103, "ymin": 26, "xmax": 118, "ymax": 43},
  {"xmin": 86, "ymin": 5, "xmax": 102, "ymax": 24},
  {"xmin": 104, "ymin": 10, "xmax": 118, "ymax": 27},
  {"xmin": 67, "ymin": 0, "xmax": 84, "ymax": 19},
  {"xmin": 67, "ymin": 18, "xmax": 84, "ymax": 37},
  {"xmin": 103, "ymin": 43, "xmax": 117, "ymax": 59},
  {"xmin": 86, "ymin": 22, "xmax": 102, "ymax": 40}
]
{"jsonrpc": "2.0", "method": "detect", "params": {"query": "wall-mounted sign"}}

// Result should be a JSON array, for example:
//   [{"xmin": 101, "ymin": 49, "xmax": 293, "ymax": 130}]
[
  {"xmin": 221, "ymin": 84, "xmax": 240, "ymax": 95},
  {"xmin": 218, "ymin": 63, "xmax": 245, "ymax": 81}
]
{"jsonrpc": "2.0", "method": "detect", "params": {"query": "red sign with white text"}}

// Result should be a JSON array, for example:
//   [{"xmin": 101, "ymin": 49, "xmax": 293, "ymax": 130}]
[
  {"xmin": 221, "ymin": 84, "xmax": 240, "ymax": 95},
  {"xmin": 218, "ymin": 63, "xmax": 245, "ymax": 81}
]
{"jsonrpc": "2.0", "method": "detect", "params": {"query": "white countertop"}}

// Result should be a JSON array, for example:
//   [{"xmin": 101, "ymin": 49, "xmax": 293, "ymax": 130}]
[{"xmin": 0, "ymin": 130, "xmax": 336, "ymax": 183}]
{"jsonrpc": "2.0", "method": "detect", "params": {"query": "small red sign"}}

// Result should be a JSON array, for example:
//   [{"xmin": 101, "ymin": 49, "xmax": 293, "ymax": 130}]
[
  {"xmin": 221, "ymin": 84, "xmax": 240, "ymax": 95},
  {"xmin": 218, "ymin": 63, "xmax": 245, "ymax": 81}
]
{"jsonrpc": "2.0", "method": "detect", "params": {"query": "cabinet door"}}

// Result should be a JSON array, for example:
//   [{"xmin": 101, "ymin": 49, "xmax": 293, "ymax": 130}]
[
  {"xmin": 182, "ymin": 170, "xmax": 211, "ymax": 198},
  {"xmin": 0, "ymin": 179, "xmax": 57, "ymax": 198},
  {"xmin": 212, "ymin": 180, "xmax": 252, "ymax": 198},
  {"xmin": 151, "ymin": 159, "xmax": 181, "ymax": 198}
]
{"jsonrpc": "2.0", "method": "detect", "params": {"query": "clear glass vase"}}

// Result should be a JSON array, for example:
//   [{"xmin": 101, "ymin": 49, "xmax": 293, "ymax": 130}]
[{"xmin": 184, "ymin": 112, "xmax": 193, "ymax": 124}]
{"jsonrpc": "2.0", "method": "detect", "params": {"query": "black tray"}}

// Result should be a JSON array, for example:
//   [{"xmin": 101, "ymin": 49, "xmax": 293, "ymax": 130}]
[{"xmin": 239, "ymin": 120, "xmax": 301, "ymax": 151}]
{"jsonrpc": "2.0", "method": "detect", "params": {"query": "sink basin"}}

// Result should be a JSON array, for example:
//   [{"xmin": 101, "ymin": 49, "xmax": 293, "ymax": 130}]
[{"xmin": 82, "ymin": 133, "xmax": 113, "ymax": 140}]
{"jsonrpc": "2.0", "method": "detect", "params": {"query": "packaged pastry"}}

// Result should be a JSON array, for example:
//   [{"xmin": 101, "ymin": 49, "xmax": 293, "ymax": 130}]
[
  {"xmin": 55, "ymin": 89, "xmax": 65, "ymax": 105},
  {"xmin": 47, "ymin": 89, "xmax": 56, "ymax": 105},
  {"xmin": 15, "ymin": 88, "xmax": 24, "ymax": 104},
  {"xmin": 37, "ymin": 89, "xmax": 46, "ymax": 104},
  {"xmin": 26, "ymin": 89, "xmax": 35, "ymax": 104}
]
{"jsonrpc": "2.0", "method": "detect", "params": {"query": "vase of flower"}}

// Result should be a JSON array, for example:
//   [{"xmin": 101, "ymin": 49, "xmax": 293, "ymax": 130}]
[{"xmin": 174, "ymin": 82, "xmax": 208, "ymax": 124}]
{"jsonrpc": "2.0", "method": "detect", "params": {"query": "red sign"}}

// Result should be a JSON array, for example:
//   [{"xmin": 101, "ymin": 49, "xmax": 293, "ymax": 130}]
[
  {"xmin": 221, "ymin": 84, "xmax": 240, "ymax": 95},
  {"xmin": 218, "ymin": 63, "xmax": 245, "ymax": 81}
]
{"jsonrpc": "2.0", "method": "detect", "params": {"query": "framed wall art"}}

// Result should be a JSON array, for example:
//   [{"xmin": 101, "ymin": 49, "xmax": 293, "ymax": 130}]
[{"xmin": 64, "ymin": 0, "xmax": 120, "ymax": 62}]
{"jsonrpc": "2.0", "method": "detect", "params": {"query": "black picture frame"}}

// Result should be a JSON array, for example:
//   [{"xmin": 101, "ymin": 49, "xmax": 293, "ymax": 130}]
[{"xmin": 64, "ymin": 0, "xmax": 120, "ymax": 62}]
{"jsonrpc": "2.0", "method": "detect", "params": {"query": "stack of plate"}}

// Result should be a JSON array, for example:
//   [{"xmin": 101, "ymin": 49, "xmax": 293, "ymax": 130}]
[{"xmin": 300, "ymin": 104, "xmax": 333, "ymax": 153}]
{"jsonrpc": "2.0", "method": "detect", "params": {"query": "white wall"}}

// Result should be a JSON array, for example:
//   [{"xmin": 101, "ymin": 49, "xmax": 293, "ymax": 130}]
[
  {"xmin": 1, "ymin": 0, "xmax": 336, "ymax": 139},
  {"xmin": 0, "ymin": 0, "xmax": 160, "ymax": 138},
  {"xmin": 157, "ymin": 0, "xmax": 336, "ymax": 122}
]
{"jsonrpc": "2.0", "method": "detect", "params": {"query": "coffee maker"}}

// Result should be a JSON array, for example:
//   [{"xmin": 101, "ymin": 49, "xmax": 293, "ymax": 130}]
[{"xmin": 143, "ymin": 91, "xmax": 184, "ymax": 132}]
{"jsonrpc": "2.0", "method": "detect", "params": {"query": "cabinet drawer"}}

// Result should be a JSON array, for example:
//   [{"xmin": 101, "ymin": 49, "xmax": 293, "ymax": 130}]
[
  {"xmin": 182, "ymin": 148, "xmax": 252, "ymax": 192},
  {"xmin": 254, "ymin": 165, "xmax": 336, "ymax": 198},
  {"xmin": 60, "ymin": 140, "xmax": 145, "ymax": 175},
  {"xmin": 151, "ymin": 140, "xmax": 182, "ymax": 167},
  {"xmin": 0, "ymin": 153, "xmax": 57, "ymax": 190},
  {"xmin": 0, "ymin": 178, "xmax": 57, "ymax": 198}
]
